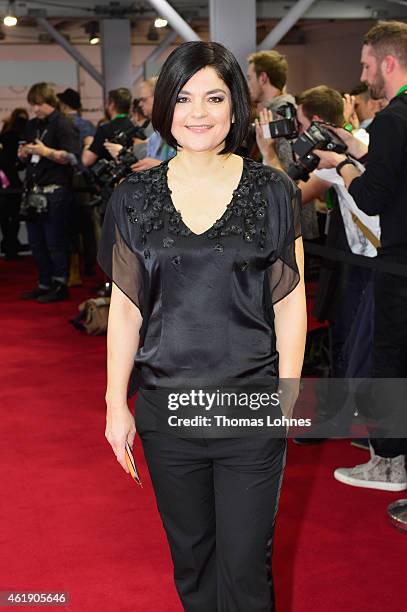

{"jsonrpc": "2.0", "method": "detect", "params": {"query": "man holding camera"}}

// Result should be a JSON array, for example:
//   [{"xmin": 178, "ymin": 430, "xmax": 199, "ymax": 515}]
[
  {"xmin": 248, "ymin": 50, "xmax": 319, "ymax": 239},
  {"xmin": 131, "ymin": 77, "xmax": 175, "ymax": 171},
  {"xmin": 246, "ymin": 50, "xmax": 295, "ymax": 170},
  {"xmin": 316, "ymin": 21, "xmax": 407, "ymax": 491},
  {"xmin": 82, "ymin": 88, "xmax": 133, "ymax": 167},
  {"xmin": 57, "ymin": 88, "xmax": 97, "ymax": 278},
  {"xmin": 298, "ymin": 87, "xmax": 379, "ymax": 412},
  {"xmin": 296, "ymin": 86, "xmax": 380, "ymax": 259},
  {"xmin": 18, "ymin": 82, "xmax": 80, "ymax": 303}
]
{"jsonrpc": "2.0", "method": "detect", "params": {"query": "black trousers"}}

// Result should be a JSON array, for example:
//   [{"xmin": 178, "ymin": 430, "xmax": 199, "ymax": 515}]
[
  {"xmin": 370, "ymin": 252, "xmax": 407, "ymax": 458},
  {"xmin": 0, "ymin": 191, "xmax": 21, "ymax": 257},
  {"xmin": 137, "ymin": 425, "xmax": 287, "ymax": 612}
]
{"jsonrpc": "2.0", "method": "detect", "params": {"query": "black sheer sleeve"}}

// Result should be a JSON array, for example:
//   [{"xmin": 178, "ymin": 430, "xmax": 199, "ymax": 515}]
[
  {"xmin": 97, "ymin": 181, "xmax": 145, "ymax": 314},
  {"xmin": 266, "ymin": 172, "xmax": 302, "ymax": 306}
]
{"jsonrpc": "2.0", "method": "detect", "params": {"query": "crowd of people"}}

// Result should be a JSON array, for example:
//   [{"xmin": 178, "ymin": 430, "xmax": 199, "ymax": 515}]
[{"xmin": 1, "ymin": 20, "xmax": 406, "ymax": 502}]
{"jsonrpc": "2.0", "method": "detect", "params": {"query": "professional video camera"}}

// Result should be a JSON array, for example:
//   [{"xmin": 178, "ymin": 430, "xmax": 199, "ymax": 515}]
[
  {"xmin": 287, "ymin": 122, "xmax": 347, "ymax": 182},
  {"xmin": 89, "ymin": 124, "xmax": 147, "ymax": 212}
]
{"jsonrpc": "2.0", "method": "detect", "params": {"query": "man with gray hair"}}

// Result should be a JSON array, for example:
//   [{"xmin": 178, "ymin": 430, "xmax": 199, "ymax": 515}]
[{"xmin": 131, "ymin": 77, "xmax": 176, "ymax": 172}]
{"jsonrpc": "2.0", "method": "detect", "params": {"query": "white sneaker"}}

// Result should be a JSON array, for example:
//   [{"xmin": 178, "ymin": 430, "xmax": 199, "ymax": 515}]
[{"xmin": 334, "ymin": 445, "xmax": 407, "ymax": 491}]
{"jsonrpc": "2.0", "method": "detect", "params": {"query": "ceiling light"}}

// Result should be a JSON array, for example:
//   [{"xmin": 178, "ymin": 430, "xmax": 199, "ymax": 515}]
[
  {"xmin": 4, "ymin": 2, "xmax": 17, "ymax": 27},
  {"xmin": 154, "ymin": 17, "xmax": 168, "ymax": 28},
  {"xmin": 85, "ymin": 21, "xmax": 100, "ymax": 45}
]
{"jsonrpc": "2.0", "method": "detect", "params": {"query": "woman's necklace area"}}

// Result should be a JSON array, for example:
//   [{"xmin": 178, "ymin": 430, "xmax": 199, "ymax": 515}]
[{"xmin": 166, "ymin": 157, "xmax": 245, "ymax": 236}]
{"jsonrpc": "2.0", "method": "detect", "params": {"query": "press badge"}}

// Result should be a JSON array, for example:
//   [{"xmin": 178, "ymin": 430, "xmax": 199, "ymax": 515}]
[{"xmin": 30, "ymin": 154, "xmax": 40, "ymax": 164}]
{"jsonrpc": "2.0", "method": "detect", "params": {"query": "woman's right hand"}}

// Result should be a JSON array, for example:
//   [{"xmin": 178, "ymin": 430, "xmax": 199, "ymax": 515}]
[{"xmin": 105, "ymin": 403, "xmax": 137, "ymax": 473}]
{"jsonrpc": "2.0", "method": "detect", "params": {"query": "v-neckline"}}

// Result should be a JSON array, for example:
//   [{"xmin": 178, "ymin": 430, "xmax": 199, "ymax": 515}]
[{"xmin": 163, "ymin": 157, "xmax": 247, "ymax": 237}]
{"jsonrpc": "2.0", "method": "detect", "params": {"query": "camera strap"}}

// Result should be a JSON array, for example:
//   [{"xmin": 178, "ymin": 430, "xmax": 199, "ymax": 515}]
[{"xmin": 351, "ymin": 213, "xmax": 381, "ymax": 249}]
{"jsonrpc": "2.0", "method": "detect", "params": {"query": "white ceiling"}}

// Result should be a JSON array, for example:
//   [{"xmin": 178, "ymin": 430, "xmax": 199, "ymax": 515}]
[
  {"xmin": 0, "ymin": 1, "xmax": 405, "ymax": 45},
  {"xmin": 1, "ymin": 0, "xmax": 406, "ymax": 20}
]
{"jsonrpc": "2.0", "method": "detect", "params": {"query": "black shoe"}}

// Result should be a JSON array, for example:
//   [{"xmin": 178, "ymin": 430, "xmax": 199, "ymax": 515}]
[
  {"xmin": 17, "ymin": 242, "xmax": 31, "ymax": 253},
  {"xmin": 5, "ymin": 252, "xmax": 22, "ymax": 261},
  {"xmin": 21, "ymin": 286, "xmax": 51, "ymax": 300},
  {"xmin": 37, "ymin": 282, "xmax": 69, "ymax": 303}
]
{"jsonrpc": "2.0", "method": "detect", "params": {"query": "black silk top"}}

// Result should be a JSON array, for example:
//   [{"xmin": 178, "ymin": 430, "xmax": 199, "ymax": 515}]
[{"xmin": 98, "ymin": 157, "xmax": 301, "ymax": 394}]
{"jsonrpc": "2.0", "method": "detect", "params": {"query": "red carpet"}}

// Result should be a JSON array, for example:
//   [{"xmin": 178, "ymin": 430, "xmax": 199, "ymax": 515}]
[{"xmin": 0, "ymin": 257, "xmax": 406, "ymax": 612}]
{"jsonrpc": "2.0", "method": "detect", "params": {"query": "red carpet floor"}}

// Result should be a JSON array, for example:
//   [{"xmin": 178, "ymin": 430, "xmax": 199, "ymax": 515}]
[{"xmin": 0, "ymin": 257, "xmax": 406, "ymax": 612}]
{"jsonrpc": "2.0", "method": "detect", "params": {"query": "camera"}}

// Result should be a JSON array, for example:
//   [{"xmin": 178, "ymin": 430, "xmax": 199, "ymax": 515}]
[
  {"xmin": 89, "ymin": 125, "xmax": 147, "ymax": 212},
  {"xmin": 287, "ymin": 122, "xmax": 347, "ymax": 182},
  {"xmin": 268, "ymin": 102, "xmax": 299, "ymax": 140},
  {"xmin": 110, "ymin": 124, "xmax": 147, "ymax": 148}
]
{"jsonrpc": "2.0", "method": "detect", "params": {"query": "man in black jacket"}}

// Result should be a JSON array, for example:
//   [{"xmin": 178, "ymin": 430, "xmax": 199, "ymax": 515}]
[
  {"xmin": 18, "ymin": 82, "xmax": 80, "ymax": 303},
  {"xmin": 317, "ymin": 21, "xmax": 407, "ymax": 491},
  {"xmin": 82, "ymin": 88, "xmax": 133, "ymax": 167}
]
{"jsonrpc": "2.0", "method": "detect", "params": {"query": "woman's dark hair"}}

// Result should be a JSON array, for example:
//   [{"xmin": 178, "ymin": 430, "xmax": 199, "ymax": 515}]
[
  {"xmin": 152, "ymin": 41, "xmax": 251, "ymax": 155},
  {"xmin": 1, "ymin": 107, "xmax": 29, "ymax": 135}
]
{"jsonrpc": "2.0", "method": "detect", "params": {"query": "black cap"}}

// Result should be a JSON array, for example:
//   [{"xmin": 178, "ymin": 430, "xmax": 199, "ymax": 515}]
[{"xmin": 57, "ymin": 88, "xmax": 81, "ymax": 110}]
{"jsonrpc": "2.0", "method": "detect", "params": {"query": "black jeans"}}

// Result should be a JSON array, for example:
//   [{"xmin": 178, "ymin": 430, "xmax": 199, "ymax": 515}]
[
  {"xmin": 370, "ymin": 251, "xmax": 407, "ymax": 458},
  {"xmin": 70, "ymin": 174, "xmax": 97, "ymax": 273},
  {"xmin": 137, "ymin": 420, "xmax": 286, "ymax": 612},
  {"xmin": 26, "ymin": 187, "xmax": 72, "ymax": 286}
]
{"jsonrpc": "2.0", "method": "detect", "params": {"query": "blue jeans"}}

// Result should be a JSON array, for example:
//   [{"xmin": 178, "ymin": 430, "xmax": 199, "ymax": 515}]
[{"xmin": 26, "ymin": 187, "xmax": 72, "ymax": 286}]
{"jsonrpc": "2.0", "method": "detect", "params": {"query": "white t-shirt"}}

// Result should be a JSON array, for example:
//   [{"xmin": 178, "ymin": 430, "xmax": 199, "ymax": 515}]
[{"xmin": 314, "ymin": 132, "xmax": 380, "ymax": 258}]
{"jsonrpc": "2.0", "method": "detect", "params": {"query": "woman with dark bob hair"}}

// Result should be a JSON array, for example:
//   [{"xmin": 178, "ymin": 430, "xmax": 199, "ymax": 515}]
[{"xmin": 98, "ymin": 41, "xmax": 306, "ymax": 611}]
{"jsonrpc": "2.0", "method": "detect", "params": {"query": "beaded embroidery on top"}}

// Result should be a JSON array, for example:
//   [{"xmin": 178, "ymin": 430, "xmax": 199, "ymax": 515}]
[{"xmin": 124, "ymin": 158, "xmax": 282, "ymax": 250}]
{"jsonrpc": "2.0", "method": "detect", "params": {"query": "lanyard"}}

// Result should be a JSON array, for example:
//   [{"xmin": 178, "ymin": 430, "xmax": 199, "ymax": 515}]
[
  {"xmin": 36, "ymin": 127, "xmax": 48, "ymax": 142},
  {"xmin": 112, "ymin": 113, "xmax": 127, "ymax": 120},
  {"xmin": 396, "ymin": 84, "xmax": 407, "ymax": 97}
]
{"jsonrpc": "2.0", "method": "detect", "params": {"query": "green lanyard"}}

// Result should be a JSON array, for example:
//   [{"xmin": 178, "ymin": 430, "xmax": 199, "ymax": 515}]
[
  {"xmin": 112, "ymin": 113, "xmax": 128, "ymax": 120},
  {"xmin": 396, "ymin": 85, "xmax": 407, "ymax": 97}
]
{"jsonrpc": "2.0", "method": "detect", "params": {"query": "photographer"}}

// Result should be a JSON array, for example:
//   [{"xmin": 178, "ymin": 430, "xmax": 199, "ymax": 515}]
[
  {"xmin": 295, "ymin": 86, "xmax": 379, "ymax": 389},
  {"xmin": 57, "ymin": 88, "xmax": 97, "ymax": 277},
  {"xmin": 84, "ymin": 124, "xmax": 147, "ymax": 223},
  {"xmin": 247, "ymin": 50, "xmax": 295, "ymax": 170},
  {"xmin": 82, "ymin": 88, "xmax": 133, "ymax": 168},
  {"xmin": 103, "ymin": 97, "xmax": 153, "ymax": 163},
  {"xmin": 18, "ymin": 82, "xmax": 80, "ymax": 303},
  {"xmin": 295, "ymin": 86, "xmax": 380, "ymax": 258},
  {"xmin": 316, "ymin": 21, "xmax": 407, "ymax": 491},
  {"xmin": 131, "ymin": 77, "xmax": 176, "ymax": 171},
  {"xmin": 258, "ymin": 85, "xmax": 381, "ymax": 445}
]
